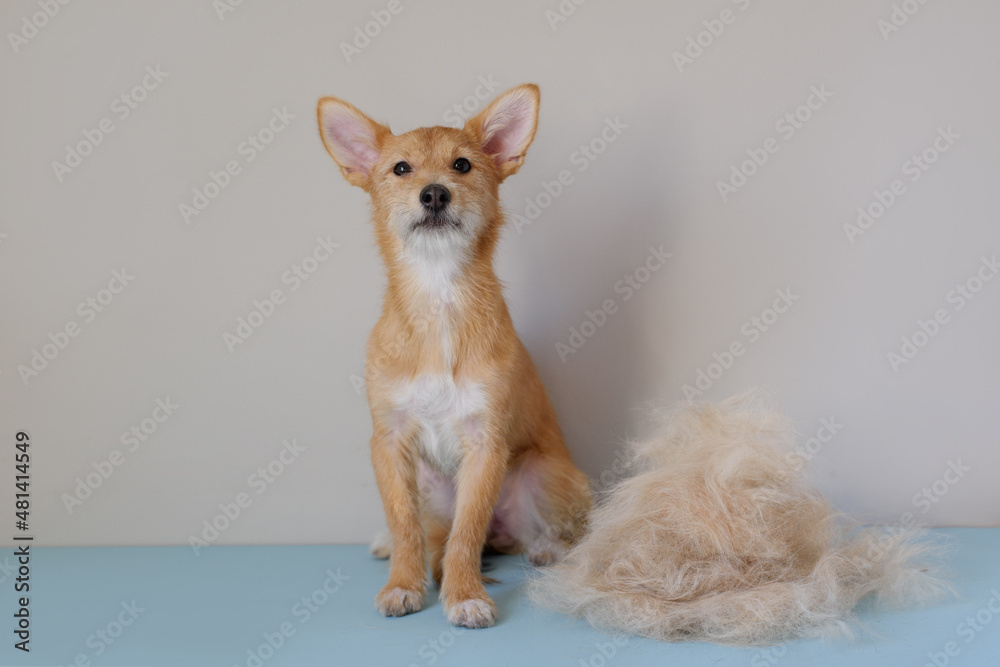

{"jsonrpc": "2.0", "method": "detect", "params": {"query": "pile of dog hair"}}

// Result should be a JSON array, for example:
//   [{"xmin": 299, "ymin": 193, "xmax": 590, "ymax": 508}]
[{"xmin": 528, "ymin": 389, "xmax": 948, "ymax": 645}]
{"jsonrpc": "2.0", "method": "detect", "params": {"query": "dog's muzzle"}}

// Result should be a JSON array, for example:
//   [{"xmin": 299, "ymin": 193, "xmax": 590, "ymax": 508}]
[{"xmin": 414, "ymin": 184, "xmax": 460, "ymax": 230}]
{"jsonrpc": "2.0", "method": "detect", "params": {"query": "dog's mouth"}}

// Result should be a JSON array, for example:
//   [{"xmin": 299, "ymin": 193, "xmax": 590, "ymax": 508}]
[{"xmin": 413, "ymin": 213, "xmax": 460, "ymax": 231}]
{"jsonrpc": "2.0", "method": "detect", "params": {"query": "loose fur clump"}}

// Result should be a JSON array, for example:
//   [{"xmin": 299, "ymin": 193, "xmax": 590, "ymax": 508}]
[{"xmin": 528, "ymin": 389, "xmax": 949, "ymax": 645}]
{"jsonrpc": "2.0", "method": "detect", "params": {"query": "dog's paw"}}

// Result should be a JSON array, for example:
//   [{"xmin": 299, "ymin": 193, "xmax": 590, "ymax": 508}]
[
  {"xmin": 375, "ymin": 586, "xmax": 423, "ymax": 617},
  {"xmin": 445, "ymin": 597, "xmax": 497, "ymax": 629},
  {"xmin": 369, "ymin": 529, "xmax": 392, "ymax": 559}
]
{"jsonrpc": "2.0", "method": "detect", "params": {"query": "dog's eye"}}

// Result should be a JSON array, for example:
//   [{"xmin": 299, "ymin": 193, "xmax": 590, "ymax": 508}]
[
  {"xmin": 392, "ymin": 161, "xmax": 411, "ymax": 176},
  {"xmin": 452, "ymin": 157, "xmax": 471, "ymax": 173}
]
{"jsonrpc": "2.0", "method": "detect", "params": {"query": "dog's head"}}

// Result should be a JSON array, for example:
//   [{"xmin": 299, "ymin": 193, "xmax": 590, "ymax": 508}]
[{"xmin": 317, "ymin": 84, "xmax": 538, "ymax": 262}]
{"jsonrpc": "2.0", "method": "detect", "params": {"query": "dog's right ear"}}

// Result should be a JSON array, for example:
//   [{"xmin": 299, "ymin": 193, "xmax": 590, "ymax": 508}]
[{"xmin": 317, "ymin": 97, "xmax": 391, "ymax": 188}]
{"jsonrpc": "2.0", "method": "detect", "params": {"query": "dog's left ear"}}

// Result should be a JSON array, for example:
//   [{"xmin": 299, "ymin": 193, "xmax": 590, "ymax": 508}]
[{"xmin": 465, "ymin": 84, "xmax": 539, "ymax": 181}]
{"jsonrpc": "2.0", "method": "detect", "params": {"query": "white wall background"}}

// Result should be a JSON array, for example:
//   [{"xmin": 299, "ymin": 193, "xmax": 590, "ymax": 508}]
[{"xmin": 2, "ymin": 0, "xmax": 998, "ymax": 548}]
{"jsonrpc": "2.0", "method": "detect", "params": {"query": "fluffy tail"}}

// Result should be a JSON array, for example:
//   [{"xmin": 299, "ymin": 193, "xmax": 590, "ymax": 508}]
[{"xmin": 527, "ymin": 389, "xmax": 949, "ymax": 645}]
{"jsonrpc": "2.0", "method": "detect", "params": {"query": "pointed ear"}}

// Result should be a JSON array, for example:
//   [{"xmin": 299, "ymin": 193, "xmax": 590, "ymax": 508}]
[
  {"xmin": 465, "ymin": 84, "xmax": 540, "ymax": 180},
  {"xmin": 317, "ymin": 97, "xmax": 391, "ymax": 188}
]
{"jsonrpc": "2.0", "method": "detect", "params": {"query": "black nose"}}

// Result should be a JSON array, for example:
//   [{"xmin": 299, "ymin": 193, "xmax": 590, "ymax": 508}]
[{"xmin": 419, "ymin": 184, "xmax": 451, "ymax": 213}]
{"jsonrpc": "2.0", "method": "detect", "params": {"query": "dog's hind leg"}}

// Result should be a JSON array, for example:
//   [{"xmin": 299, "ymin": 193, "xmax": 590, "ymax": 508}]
[
  {"xmin": 493, "ymin": 448, "xmax": 593, "ymax": 567},
  {"xmin": 370, "ymin": 528, "xmax": 393, "ymax": 559},
  {"xmin": 527, "ymin": 451, "xmax": 592, "ymax": 566}
]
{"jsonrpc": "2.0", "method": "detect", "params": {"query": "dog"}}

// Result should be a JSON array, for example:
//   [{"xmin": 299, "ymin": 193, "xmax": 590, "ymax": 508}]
[{"xmin": 317, "ymin": 84, "xmax": 592, "ymax": 629}]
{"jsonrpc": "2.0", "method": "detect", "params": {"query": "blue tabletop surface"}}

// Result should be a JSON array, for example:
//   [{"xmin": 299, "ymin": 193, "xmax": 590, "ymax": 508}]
[{"xmin": 1, "ymin": 528, "xmax": 998, "ymax": 666}]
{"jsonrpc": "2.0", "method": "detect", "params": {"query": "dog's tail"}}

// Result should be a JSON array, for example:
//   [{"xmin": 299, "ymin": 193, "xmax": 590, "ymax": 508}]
[{"xmin": 527, "ymin": 389, "xmax": 950, "ymax": 645}]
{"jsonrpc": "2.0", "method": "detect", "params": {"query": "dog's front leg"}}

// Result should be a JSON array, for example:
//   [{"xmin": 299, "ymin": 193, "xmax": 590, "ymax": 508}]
[
  {"xmin": 370, "ymin": 423, "xmax": 426, "ymax": 617},
  {"xmin": 441, "ymin": 432, "xmax": 508, "ymax": 628}
]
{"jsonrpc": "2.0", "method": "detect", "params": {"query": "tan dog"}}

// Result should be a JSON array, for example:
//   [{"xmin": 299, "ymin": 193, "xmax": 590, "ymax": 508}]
[{"xmin": 317, "ymin": 84, "xmax": 592, "ymax": 628}]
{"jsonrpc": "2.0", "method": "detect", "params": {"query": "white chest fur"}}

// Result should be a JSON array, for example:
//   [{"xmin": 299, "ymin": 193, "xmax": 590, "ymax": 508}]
[{"xmin": 391, "ymin": 374, "xmax": 488, "ymax": 474}]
